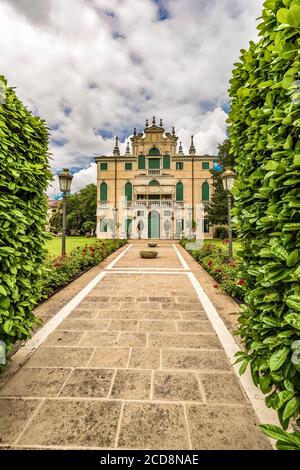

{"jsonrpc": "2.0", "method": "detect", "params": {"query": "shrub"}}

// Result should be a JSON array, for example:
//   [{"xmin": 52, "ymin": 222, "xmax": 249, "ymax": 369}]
[
  {"xmin": 181, "ymin": 241, "xmax": 245, "ymax": 302},
  {"xmin": 0, "ymin": 76, "xmax": 52, "ymax": 358},
  {"xmin": 39, "ymin": 240, "xmax": 126, "ymax": 299},
  {"xmin": 228, "ymin": 0, "xmax": 300, "ymax": 439},
  {"xmin": 214, "ymin": 226, "xmax": 228, "ymax": 239}
]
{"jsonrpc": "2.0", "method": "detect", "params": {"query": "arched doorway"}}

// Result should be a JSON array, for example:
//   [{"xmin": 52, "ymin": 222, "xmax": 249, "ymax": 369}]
[{"xmin": 148, "ymin": 211, "xmax": 160, "ymax": 239}]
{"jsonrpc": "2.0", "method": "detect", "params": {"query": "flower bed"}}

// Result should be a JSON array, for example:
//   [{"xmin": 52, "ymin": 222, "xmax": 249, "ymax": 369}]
[
  {"xmin": 39, "ymin": 239, "xmax": 126, "ymax": 300},
  {"xmin": 180, "ymin": 239, "xmax": 245, "ymax": 302}
]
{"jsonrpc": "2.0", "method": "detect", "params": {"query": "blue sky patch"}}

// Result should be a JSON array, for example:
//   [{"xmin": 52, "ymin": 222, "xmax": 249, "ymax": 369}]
[
  {"xmin": 153, "ymin": 0, "xmax": 170, "ymax": 21},
  {"xmin": 95, "ymin": 128, "xmax": 114, "ymax": 139},
  {"xmin": 51, "ymin": 137, "xmax": 68, "ymax": 147}
]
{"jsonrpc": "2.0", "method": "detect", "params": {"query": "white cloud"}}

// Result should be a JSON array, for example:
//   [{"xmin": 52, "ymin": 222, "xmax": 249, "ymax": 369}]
[{"xmin": 0, "ymin": 0, "xmax": 264, "ymax": 194}]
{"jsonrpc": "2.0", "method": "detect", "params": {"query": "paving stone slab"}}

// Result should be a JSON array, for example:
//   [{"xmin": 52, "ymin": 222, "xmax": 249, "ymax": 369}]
[
  {"xmin": 153, "ymin": 371, "xmax": 203, "ymax": 402},
  {"xmin": 0, "ymin": 368, "xmax": 70, "ymax": 397},
  {"xmin": 97, "ymin": 309, "xmax": 145, "ymax": 320},
  {"xmin": 162, "ymin": 349, "xmax": 231, "ymax": 371},
  {"xmin": 18, "ymin": 399, "xmax": 121, "ymax": 448},
  {"xmin": 149, "ymin": 333, "xmax": 222, "ymax": 350},
  {"xmin": 177, "ymin": 321, "xmax": 215, "ymax": 334},
  {"xmin": 68, "ymin": 309, "xmax": 99, "ymax": 319},
  {"xmin": 59, "ymin": 369, "xmax": 114, "ymax": 398},
  {"xmin": 25, "ymin": 347, "xmax": 93, "ymax": 368},
  {"xmin": 199, "ymin": 373, "xmax": 247, "ymax": 404},
  {"xmin": 129, "ymin": 349, "xmax": 160, "ymax": 369},
  {"xmin": 0, "ymin": 398, "xmax": 40, "ymax": 444},
  {"xmin": 117, "ymin": 332, "xmax": 147, "ymax": 348},
  {"xmin": 138, "ymin": 320, "xmax": 177, "ymax": 332},
  {"xmin": 186, "ymin": 404, "xmax": 271, "ymax": 450},
  {"xmin": 79, "ymin": 332, "xmax": 118, "ymax": 347},
  {"xmin": 88, "ymin": 348, "xmax": 130, "ymax": 368},
  {"xmin": 43, "ymin": 331, "xmax": 84, "ymax": 347},
  {"xmin": 110, "ymin": 370, "xmax": 151, "ymax": 400},
  {"xmin": 143, "ymin": 311, "xmax": 182, "ymax": 320},
  {"xmin": 108, "ymin": 320, "xmax": 138, "ymax": 331},
  {"xmin": 57, "ymin": 318, "xmax": 109, "ymax": 331},
  {"xmin": 117, "ymin": 402, "xmax": 189, "ymax": 449}
]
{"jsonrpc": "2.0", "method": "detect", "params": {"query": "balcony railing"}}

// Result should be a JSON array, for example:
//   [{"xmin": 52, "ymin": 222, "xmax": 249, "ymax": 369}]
[
  {"xmin": 132, "ymin": 200, "xmax": 173, "ymax": 208},
  {"xmin": 98, "ymin": 202, "xmax": 109, "ymax": 208},
  {"xmin": 147, "ymin": 169, "xmax": 161, "ymax": 176}
]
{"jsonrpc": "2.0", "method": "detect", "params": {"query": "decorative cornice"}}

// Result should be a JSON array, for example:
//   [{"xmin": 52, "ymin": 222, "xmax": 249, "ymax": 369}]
[{"xmin": 95, "ymin": 155, "xmax": 216, "ymax": 162}]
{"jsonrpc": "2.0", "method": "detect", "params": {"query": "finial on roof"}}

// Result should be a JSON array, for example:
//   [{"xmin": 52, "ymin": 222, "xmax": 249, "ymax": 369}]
[
  {"xmin": 178, "ymin": 141, "xmax": 184, "ymax": 155},
  {"xmin": 133, "ymin": 127, "xmax": 137, "ymax": 136},
  {"xmin": 172, "ymin": 126, "xmax": 175, "ymax": 136},
  {"xmin": 145, "ymin": 118, "xmax": 149, "ymax": 127},
  {"xmin": 125, "ymin": 141, "xmax": 130, "ymax": 155},
  {"xmin": 152, "ymin": 116, "xmax": 156, "ymax": 125},
  {"xmin": 189, "ymin": 135, "xmax": 196, "ymax": 155},
  {"xmin": 113, "ymin": 136, "xmax": 120, "ymax": 156},
  {"xmin": 159, "ymin": 118, "xmax": 163, "ymax": 127}
]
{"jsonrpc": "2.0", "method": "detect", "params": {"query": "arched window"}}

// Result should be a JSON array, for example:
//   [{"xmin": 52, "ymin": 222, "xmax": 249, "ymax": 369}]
[
  {"xmin": 148, "ymin": 146, "xmax": 161, "ymax": 156},
  {"xmin": 125, "ymin": 182, "xmax": 132, "ymax": 201},
  {"xmin": 176, "ymin": 182, "xmax": 184, "ymax": 201},
  {"xmin": 100, "ymin": 182, "xmax": 107, "ymax": 201},
  {"xmin": 149, "ymin": 180, "xmax": 160, "ymax": 186},
  {"xmin": 202, "ymin": 182, "xmax": 210, "ymax": 201},
  {"xmin": 100, "ymin": 218, "xmax": 108, "ymax": 232}
]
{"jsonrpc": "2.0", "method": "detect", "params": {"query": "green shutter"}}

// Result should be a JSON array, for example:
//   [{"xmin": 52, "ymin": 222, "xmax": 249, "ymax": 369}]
[
  {"xmin": 202, "ymin": 182, "xmax": 210, "ymax": 201},
  {"xmin": 202, "ymin": 161, "xmax": 210, "ymax": 170},
  {"xmin": 138, "ymin": 155, "xmax": 145, "ymax": 169},
  {"xmin": 163, "ymin": 155, "xmax": 170, "ymax": 169},
  {"xmin": 176, "ymin": 182, "xmax": 184, "ymax": 201},
  {"xmin": 125, "ymin": 162, "xmax": 132, "ymax": 171},
  {"xmin": 100, "ymin": 162, "xmax": 108, "ymax": 171},
  {"xmin": 148, "ymin": 158, "xmax": 160, "ymax": 169},
  {"xmin": 100, "ymin": 182, "xmax": 107, "ymax": 201},
  {"xmin": 125, "ymin": 182, "xmax": 132, "ymax": 201}
]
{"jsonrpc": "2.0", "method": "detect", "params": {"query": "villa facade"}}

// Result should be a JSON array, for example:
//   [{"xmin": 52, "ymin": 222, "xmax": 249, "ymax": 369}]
[{"xmin": 95, "ymin": 118, "xmax": 216, "ymax": 240}]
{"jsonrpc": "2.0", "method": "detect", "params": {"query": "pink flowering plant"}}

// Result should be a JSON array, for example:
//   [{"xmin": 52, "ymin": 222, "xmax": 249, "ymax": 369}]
[{"xmin": 180, "ymin": 240, "xmax": 245, "ymax": 302}]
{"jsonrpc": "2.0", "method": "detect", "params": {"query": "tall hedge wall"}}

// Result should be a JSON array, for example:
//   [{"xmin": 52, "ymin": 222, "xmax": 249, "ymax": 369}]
[
  {"xmin": 0, "ymin": 76, "xmax": 52, "ymax": 358},
  {"xmin": 228, "ymin": 1, "xmax": 300, "ymax": 431}
]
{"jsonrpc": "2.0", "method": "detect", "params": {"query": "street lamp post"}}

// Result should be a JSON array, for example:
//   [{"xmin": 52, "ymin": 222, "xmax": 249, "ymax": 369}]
[
  {"xmin": 112, "ymin": 207, "xmax": 117, "ymax": 240},
  {"xmin": 188, "ymin": 206, "xmax": 193, "ymax": 240},
  {"xmin": 58, "ymin": 168, "xmax": 73, "ymax": 256},
  {"xmin": 221, "ymin": 168, "xmax": 236, "ymax": 261}
]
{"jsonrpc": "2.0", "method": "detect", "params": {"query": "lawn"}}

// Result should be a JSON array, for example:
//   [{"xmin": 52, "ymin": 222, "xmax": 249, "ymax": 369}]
[
  {"xmin": 46, "ymin": 236, "xmax": 98, "ymax": 256},
  {"xmin": 204, "ymin": 239, "xmax": 241, "ymax": 256}
]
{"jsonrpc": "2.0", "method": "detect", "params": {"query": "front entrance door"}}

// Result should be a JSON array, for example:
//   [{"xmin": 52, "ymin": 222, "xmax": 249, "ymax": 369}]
[{"xmin": 148, "ymin": 211, "xmax": 160, "ymax": 239}]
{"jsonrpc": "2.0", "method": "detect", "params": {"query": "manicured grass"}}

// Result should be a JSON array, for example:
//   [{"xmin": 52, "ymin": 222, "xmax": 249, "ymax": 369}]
[
  {"xmin": 46, "ymin": 236, "xmax": 98, "ymax": 256},
  {"xmin": 204, "ymin": 239, "xmax": 241, "ymax": 256}
]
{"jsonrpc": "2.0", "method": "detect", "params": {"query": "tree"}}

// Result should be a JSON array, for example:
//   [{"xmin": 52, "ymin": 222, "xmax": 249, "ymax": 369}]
[
  {"xmin": 50, "ymin": 183, "xmax": 97, "ymax": 234},
  {"xmin": 82, "ymin": 221, "xmax": 96, "ymax": 236},
  {"xmin": 207, "ymin": 139, "xmax": 234, "ymax": 226}
]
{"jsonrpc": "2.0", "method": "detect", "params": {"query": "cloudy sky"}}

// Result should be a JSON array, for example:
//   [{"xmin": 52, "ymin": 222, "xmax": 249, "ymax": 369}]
[{"xmin": 0, "ymin": 0, "xmax": 263, "ymax": 195}]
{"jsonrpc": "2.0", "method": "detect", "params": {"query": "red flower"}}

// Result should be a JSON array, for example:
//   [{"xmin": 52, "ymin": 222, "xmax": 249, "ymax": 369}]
[
  {"xmin": 207, "ymin": 260, "xmax": 213, "ymax": 267},
  {"xmin": 238, "ymin": 279, "xmax": 245, "ymax": 286},
  {"xmin": 215, "ymin": 268, "xmax": 222, "ymax": 273},
  {"xmin": 213, "ymin": 284, "xmax": 218, "ymax": 289}
]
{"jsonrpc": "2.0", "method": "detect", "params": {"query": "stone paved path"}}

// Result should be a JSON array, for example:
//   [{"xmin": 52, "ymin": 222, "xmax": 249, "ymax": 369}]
[{"xmin": 0, "ymin": 242, "xmax": 271, "ymax": 450}]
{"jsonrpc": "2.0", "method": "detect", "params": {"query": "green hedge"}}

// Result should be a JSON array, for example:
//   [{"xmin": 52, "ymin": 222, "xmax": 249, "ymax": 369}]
[
  {"xmin": 40, "ymin": 240, "xmax": 126, "ymax": 298},
  {"xmin": 228, "ymin": 0, "xmax": 300, "ymax": 443},
  {"xmin": 0, "ymin": 76, "xmax": 52, "ymax": 358}
]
